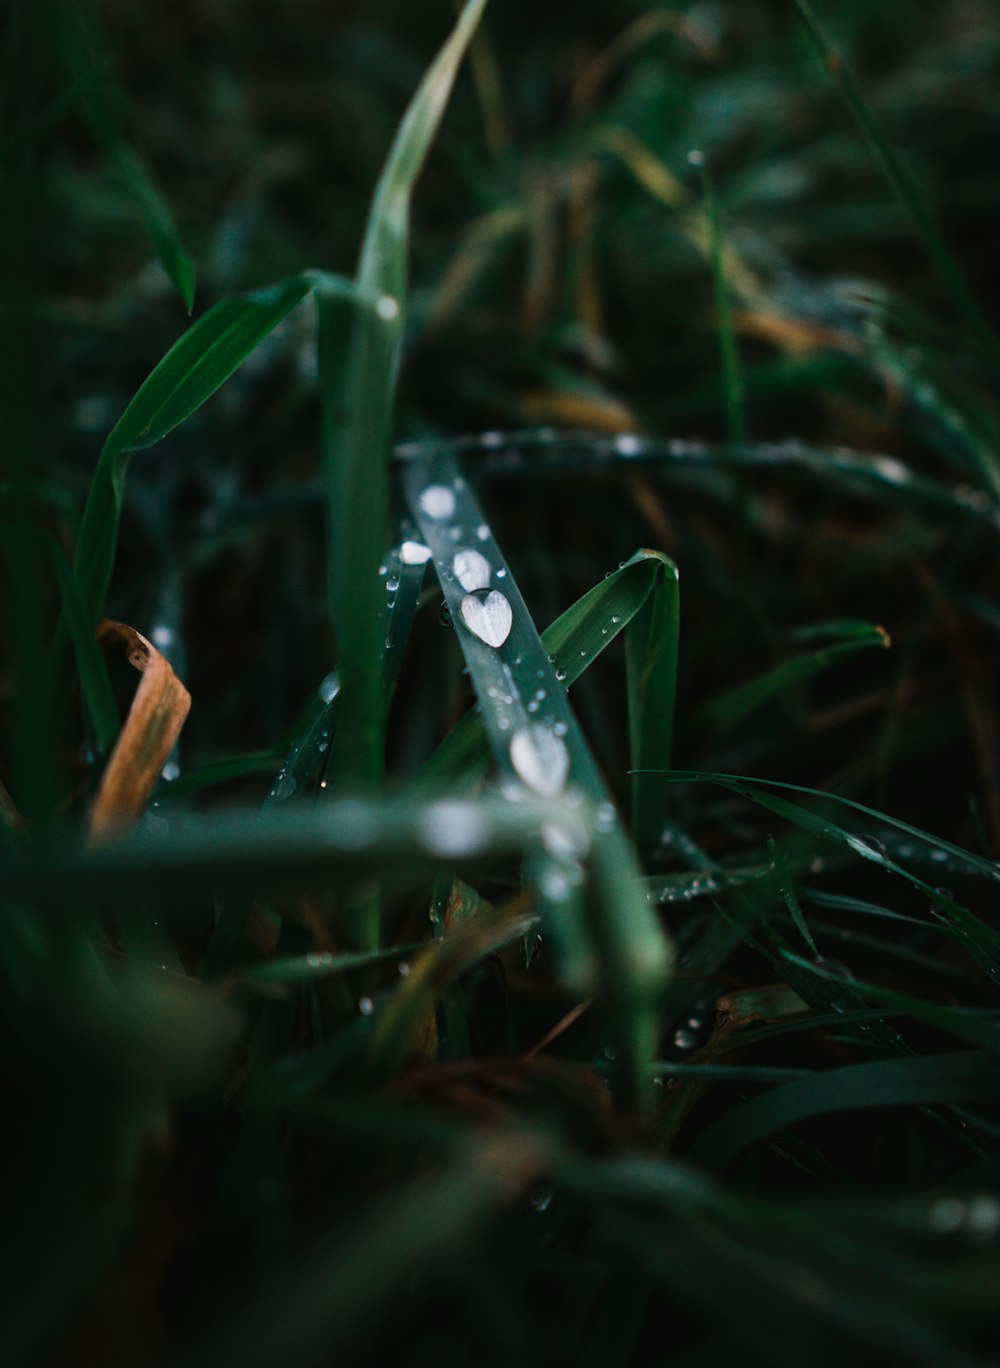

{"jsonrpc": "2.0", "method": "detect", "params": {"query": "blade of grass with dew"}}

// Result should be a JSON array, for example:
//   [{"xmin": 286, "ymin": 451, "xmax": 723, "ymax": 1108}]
[
  {"xmin": 0, "ymin": 796, "xmax": 588, "ymax": 909},
  {"xmin": 699, "ymin": 620, "xmax": 889, "ymax": 730},
  {"xmin": 61, "ymin": 1, "xmax": 196, "ymax": 311},
  {"xmin": 653, "ymin": 771, "xmax": 1000, "ymax": 981},
  {"xmin": 321, "ymin": 0, "xmax": 489, "ymax": 805},
  {"xmin": 402, "ymin": 429, "xmax": 999, "ymax": 525},
  {"xmin": 693, "ymin": 1048, "xmax": 1000, "ymax": 1169},
  {"xmin": 781, "ymin": 954, "xmax": 1000, "ymax": 1054},
  {"xmin": 72, "ymin": 271, "xmax": 353, "ymax": 626},
  {"xmin": 412, "ymin": 547, "xmax": 680, "ymax": 795},
  {"xmin": 793, "ymin": 0, "xmax": 1000, "ymax": 427},
  {"xmin": 625, "ymin": 550, "xmax": 679, "ymax": 863},
  {"xmin": 403, "ymin": 452, "xmax": 672, "ymax": 1112}
]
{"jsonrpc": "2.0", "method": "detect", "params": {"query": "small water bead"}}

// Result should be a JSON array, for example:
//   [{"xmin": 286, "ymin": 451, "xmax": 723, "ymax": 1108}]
[
  {"xmin": 418, "ymin": 485, "xmax": 456, "ymax": 519},
  {"xmin": 495, "ymin": 567, "xmax": 506, "ymax": 578},
  {"xmin": 554, "ymin": 668, "xmax": 568, "ymax": 683},
  {"xmin": 459, "ymin": 590, "xmax": 513, "ymax": 648},
  {"xmin": 614, "ymin": 433, "xmax": 643, "ymax": 458},
  {"xmin": 318, "ymin": 672, "xmax": 340, "ymax": 705},
  {"xmin": 453, "ymin": 548, "xmax": 492, "ymax": 592},
  {"xmin": 418, "ymin": 801, "xmax": 487, "ymax": 858},
  {"xmin": 398, "ymin": 961, "xmax": 411, "ymax": 978},
  {"xmin": 476, "ymin": 523, "xmax": 490, "ymax": 541},
  {"xmin": 385, "ymin": 574, "xmax": 400, "ymax": 592},
  {"xmin": 594, "ymin": 801, "xmax": 616, "ymax": 833},
  {"xmin": 375, "ymin": 294, "xmax": 399, "ymax": 321},
  {"xmin": 873, "ymin": 455, "xmax": 909, "ymax": 485},
  {"xmin": 509, "ymin": 726, "xmax": 571, "ymax": 798},
  {"xmin": 672, "ymin": 1027, "xmax": 697, "ymax": 1052},
  {"xmin": 358, "ymin": 995, "xmax": 374, "ymax": 1016},
  {"xmin": 687, "ymin": 147, "xmax": 704, "ymax": 167},
  {"xmin": 151, "ymin": 624, "xmax": 175, "ymax": 650},
  {"xmin": 161, "ymin": 760, "xmax": 180, "ymax": 782},
  {"xmin": 553, "ymin": 721, "xmax": 568, "ymax": 737},
  {"xmin": 852, "ymin": 834, "xmax": 888, "ymax": 858},
  {"xmin": 611, "ymin": 614, "xmax": 620, "ymax": 625}
]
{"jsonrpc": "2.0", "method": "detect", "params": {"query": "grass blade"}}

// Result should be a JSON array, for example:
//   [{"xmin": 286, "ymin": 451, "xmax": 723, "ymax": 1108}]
[
  {"xmin": 403, "ymin": 453, "xmax": 672, "ymax": 1112},
  {"xmin": 324, "ymin": 0, "xmax": 489, "ymax": 800},
  {"xmin": 62, "ymin": 2, "xmax": 196, "ymax": 310},
  {"xmin": 625, "ymin": 552, "xmax": 680, "ymax": 861},
  {"xmin": 693, "ymin": 1049, "xmax": 1000, "ymax": 1168}
]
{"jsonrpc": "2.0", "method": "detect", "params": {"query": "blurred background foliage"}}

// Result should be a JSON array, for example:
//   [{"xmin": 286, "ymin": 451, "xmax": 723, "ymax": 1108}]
[{"xmin": 5, "ymin": 1, "xmax": 1000, "ymax": 1364}]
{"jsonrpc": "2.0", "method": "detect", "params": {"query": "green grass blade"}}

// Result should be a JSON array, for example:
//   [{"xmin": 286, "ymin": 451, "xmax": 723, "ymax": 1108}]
[
  {"xmin": 403, "ymin": 453, "xmax": 672, "ymax": 1112},
  {"xmin": 690, "ymin": 150, "xmax": 746, "ymax": 446},
  {"xmin": 72, "ymin": 272, "xmax": 333, "ymax": 624},
  {"xmin": 793, "ymin": 0, "xmax": 1000, "ymax": 423},
  {"xmin": 699, "ymin": 620, "xmax": 889, "ymax": 730},
  {"xmin": 625, "ymin": 552, "xmax": 680, "ymax": 861},
  {"xmin": 62, "ymin": 2, "xmax": 196, "ymax": 311},
  {"xmin": 324, "ymin": 0, "xmax": 489, "ymax": 800},
  {"xmin": 693, "ymin": 1049, "xmax": 1000, "ymax": 1168},
  {"xmin": 414, "ymin": 547, "xmax": 678, "ymax": 795}
]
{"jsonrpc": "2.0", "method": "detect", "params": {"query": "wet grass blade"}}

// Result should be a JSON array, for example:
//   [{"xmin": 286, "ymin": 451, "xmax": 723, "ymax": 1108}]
[
  {"xmin": 693, "ymin": 1048, "xmax": 1000, "ymax": 1169},
  {"xmin": 323, "ymin": 0, "xmax": 489, "ymax": 800},
  {"xmin": 414, "ymin": 547, "xmax": 679, "ymax": 795},
  {"xmin": 699, "ymin": 620, "xmax": 889, "ymax": 730},
  {"xmin": 404, "ymin": 453, "xmax": 672, "ymax": 1112},
  {"xmin": 691, "ymin": 151, "xmax": 746, "ymax": 446}
]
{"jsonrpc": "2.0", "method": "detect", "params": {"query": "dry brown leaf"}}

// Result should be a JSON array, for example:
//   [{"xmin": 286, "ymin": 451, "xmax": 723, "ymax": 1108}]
[{"xmin": 88, "ymin": 620, "xmax": 191, "ymax": 841}]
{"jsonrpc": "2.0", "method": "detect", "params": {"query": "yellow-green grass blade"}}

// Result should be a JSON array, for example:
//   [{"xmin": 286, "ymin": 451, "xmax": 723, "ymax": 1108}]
[
  {"xmin": 403, "ymin": 452, "xmax": 672, "ymax": 1112},
  {"xmin": 324, "ymin": 0, "xmax": 489, "ymax": 800},
  {"xmin": 72, "ymin": 272, "xmax": 347, "ymax": 626},
  {"xmin": 699, "ymin": 620, "xmax": 889, "ymax": 730},
  {"xmin": 62, "ymin": 1, "xmax": 196, "ymax": 311}
]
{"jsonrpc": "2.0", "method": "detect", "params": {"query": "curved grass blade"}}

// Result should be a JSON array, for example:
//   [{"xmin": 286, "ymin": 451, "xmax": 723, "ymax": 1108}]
[
  {"xmin": 650, "ymin": 771, "xmax": 1000, "ymax": 982},
  {"xmin": 63, "ymin": 2, "xmax": 196, "ymax": 311},
  {"xmin": 699, "ymin": 621, "xmax": 889, "ymax": 730},
  {"xmin": 323, "ymin": 0, "xmax": 489, "ymax": 799},
  {"xmin": 72, "ymin": 272, "xmax": 341, "ymax": 625},
  {"xmin": 404, "ymin": 453, "xmax": 672, "ymax": 1112},
  {"xmin": 395, "ymin": 429, "xmax": 1000, "ymax": 525},
  {"xmin": 693, "ymin": 1048, "xmax": 1000, "ymax": 1168}
]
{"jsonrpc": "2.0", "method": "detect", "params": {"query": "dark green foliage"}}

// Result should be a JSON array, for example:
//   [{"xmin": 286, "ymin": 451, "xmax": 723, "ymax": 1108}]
[{"xmin": 3, "ymin": 1, "xmax": 1000, "ymax": 1365}]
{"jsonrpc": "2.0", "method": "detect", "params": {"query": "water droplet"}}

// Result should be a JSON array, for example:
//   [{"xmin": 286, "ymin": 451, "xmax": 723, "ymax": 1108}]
[
  {"xmin": 376, "ymin": 294, "xmax": 399, "ymax": 320},
  {"xmin": 539, "ymin": 867, "xmax": 570, "ymax": 902},
  {"xmin": 873, "ymin": 456, "xmax": 909, "ymax": 484},
  {"xmin": 529, "ymin": 1186, "xmax": 554, "ymax": 1214},
  {"xmin": 151, "ymin": 624, "xmax": 174, "ymax": 650},
  {"xmin": 852, "ymin": 834, "xmax": 888, "ymax": 858},
  {"xmin": 358, "ymin": 995, "xmax": 374, "ymax": 1016},
  {"xmin": 611, "ymin": 614, "xmax": 620, "ymax": 625},
  {"xmin": 673, "ymin": 1027, "xmax": 697, "ymax": 1051},
  {"xmin": 603, "ymin": 1044, "xmax": 618, "ymax": 1061},
  {"xmin": 318, "ymin": 672, "xmax": 340, "ymax": 704},
  {"xmin": 687, "ymin": 147, "xmax": 704, "ymax": 166},
  {"xmin": 553, "ymin": 721, "xmax": 568, "ymax": 737},
  {"xmin": 270, "ymin": 770, "xmax": 296, "ymax": 800},
  {"xmin": 509, "ymin": 726, "xmax": 571, "ymax": 797},
  {"xmin": 614, "ymin": 433, "xmax": 643, "ymax": 457},
  {"xmin": 594, "ymin": 801, "xmax": 616, "ymax": 832},
  {"xmin": 554, "ymin": 668, "xmax": 568, "ymax": 683},
  {"xmin": 542, "ymin": 821, "xmax": 589, "ymax": 861},
  {"xmin": 161, "ymin": 759, "xmax": 180, "ymax": 782},
  {"xmin": 476, "ymin": 523, "xmax": 490, "ymax": 541},
  {"xmin": 459, "ymin": 590, "xmax": 513, "ymax": 648},
  {"xmin": 400, "ymin": 540, "xmax": 432, "ymax": 566},
  {"xmin": 398, "ymin": 961, "xmax": 411, "ymax": 977},
  {"xmin": 495, "ymin": 567, "xmax": 507, "ymax": 579},
  {"xmin": 419, "ymin": 485, "xmax": 456, "ymax": 519},
  {"xmin": 966, "ymin": 1196, "xmax": 1000, "ymax": 1242},
  {"xmin": 453, "ymin": 548, "xmax": 492, "ymax": 592},
  {"xmin": 418, "ymin": 801, "xmax": 486, "ymax": 858}
]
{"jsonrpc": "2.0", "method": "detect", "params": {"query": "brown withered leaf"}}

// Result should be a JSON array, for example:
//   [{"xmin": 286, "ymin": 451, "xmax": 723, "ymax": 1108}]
[{"xmin": 88, "ymin": 620, "xmax": 191, "ymax": 840}]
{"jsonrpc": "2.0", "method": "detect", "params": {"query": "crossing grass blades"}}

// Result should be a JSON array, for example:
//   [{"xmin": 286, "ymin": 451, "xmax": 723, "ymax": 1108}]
[{"xmin": 3, "ymin": 2, "xmax": 1000, "ymax": 1366}]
